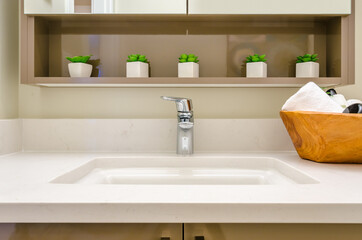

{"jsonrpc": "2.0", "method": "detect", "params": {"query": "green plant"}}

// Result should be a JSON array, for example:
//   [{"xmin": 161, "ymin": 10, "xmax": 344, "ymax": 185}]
[
  {"xmin": 127, "ymin": 54, "xmax": 149, "ymax": 63},
  {"xmin": 66, "ymin": 55, "xmax": 92, "ymax": 63},
  {"xmin": 296, "ymin": 54, "xmax": 318, "ymax": 63},
  {"xmin": 246, "ymin": 54, "xmax": 267, "ymax": 63},
  {"xmin": 179, "ymin": 54, "xmax": 199, "ymax": 63}
]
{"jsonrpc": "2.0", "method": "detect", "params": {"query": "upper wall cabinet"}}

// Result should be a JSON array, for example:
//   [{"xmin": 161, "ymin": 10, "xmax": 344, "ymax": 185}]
[
  {"xmin": 25, "ymin": 0, "xmax": 187, "ymax": 14},
  {"xmin": 24, "ymin": 0, "xmax": 74, "ymax": 14},
  {"xmin": 188, "ymin": 0, "xmax": 351, "ymax": 15},
  {"xmin": 21, "ymin": 0, "xmax": 355, "ymax": 88},
  {"xmin": 112, "ymin": 0, "xmax": 186, "ymax": 14}
]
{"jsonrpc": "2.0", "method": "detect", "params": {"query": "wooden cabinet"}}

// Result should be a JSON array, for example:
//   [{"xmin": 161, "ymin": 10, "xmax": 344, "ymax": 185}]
[
  {"xmin": 188, "ymin": 0, "xmax": 351, "ymax": 15},
  {"xmin": 1, "ymin": 223, "xmax": 362, "ymax": 239},
  {"xmin": 184, "ymin": 224, "xmax": 362, "ymax": 240},
  {"xmin": 21, "ymin": 0, "xmax": 355, "ymax": 88},
  {"xmin": 0, "ymin": 223, "xmax": 182, "ymax": 240},
  {"xmin": 25, "ymin": 0, "xmax": 351, "ymax": 15},
  {"xmin": 24, "ymin": 0, "xmax": 74, "ymax": 14},
  {"xmin": 24, "ymin": 0, "xmax": 187, "ymax": 15}
]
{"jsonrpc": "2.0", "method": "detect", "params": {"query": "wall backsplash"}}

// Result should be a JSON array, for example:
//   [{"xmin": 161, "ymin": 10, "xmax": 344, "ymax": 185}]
[
  {"xmin": 0, "ymin": 120, "xmax": 22, "ymax": 155},
  {"xmin": 22, "ymin": 119, "xmax": 294, "ymax": 152}
]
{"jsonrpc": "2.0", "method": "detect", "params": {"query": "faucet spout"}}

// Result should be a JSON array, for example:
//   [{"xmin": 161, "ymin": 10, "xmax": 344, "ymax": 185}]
[
  {"xmin": 161, "ymin": 96, "xmax": 194, "ymax": 155},
  {"xmin": 178, "ymin": 121, "xmax": 194, "ymax": 156}
]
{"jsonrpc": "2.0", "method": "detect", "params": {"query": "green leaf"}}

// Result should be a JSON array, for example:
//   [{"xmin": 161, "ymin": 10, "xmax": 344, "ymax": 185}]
[
  {"xmin": 66, "ymin": 55, "xmax": 92, "ymax": 63},
  {"xmin": 304, "ymin": 54, "xmax": 311, "ymax": 58},
  {"xmin": 312, "ymin": 54, "xmax": 318, "ymax": 59},
  {"xmin": 302, "ymin": 57, "xmax": 312, "ymax": 62},
  {"xmin": 259, "ymin": 54, "xmax": 265, "ymax": 60},
  {"xmin": 251, "ymin": 56, "xmax": 259, "ymax": 62},
  {"xmin": 181, "ymin": 54, "xmax": 188, "ymax": 59},
  {"xmin": 180, "ymin": 54, "xmax": 199, "ymax": 62}
]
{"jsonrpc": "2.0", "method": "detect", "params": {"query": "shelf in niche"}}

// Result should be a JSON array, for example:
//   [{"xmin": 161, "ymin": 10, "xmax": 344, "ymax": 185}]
[{"xmin": 32, "ymin": 77, "xmax": 342, "ymax": 88}]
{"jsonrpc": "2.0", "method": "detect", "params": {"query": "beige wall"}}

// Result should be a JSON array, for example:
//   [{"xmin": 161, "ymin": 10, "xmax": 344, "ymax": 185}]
[
  {"xmin": 19, "ymin": 85, "xmax": 297, "ymax": 118},
  {"xmin": 0, "ymin": 0, "xmax": 19, "ymax": 119},
  {"xmin": 17, "ymin": 1, "xmax": 361, "ymax": 119}
]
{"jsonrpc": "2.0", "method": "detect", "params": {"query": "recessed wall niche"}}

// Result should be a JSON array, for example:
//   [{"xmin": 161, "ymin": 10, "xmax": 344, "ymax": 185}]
[{"xmin": 34, "ymin": 17, "xmax": 341, "ymax": 78}]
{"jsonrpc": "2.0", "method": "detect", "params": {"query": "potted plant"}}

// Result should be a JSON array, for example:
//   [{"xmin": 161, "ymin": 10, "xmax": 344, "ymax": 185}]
[
  {"xmin": 178, "ymin": 54, "xmax": 199, "ymax": 78},
  {"xmin": 246, "ymin": 54, "xmax": 267, "ymax": 78},
  {"xmin": 296, "ymin": 54, "xmax": 319, "ymax": 78},
  {"xmin": 126, "ymin": 54, "xmax": 149, "ymax": 78},
  {"xmin": 66, "ymin": 55, "xmax": 93, "ymax": 78}
]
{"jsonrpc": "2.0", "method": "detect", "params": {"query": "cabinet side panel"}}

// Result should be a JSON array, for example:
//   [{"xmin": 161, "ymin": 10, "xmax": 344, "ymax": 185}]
[{"xmin": 20, "ymin": 0, "xmax": 28, "ymax": 84}]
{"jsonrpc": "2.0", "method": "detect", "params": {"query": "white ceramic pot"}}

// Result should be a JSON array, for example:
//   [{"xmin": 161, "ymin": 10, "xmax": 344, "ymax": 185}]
[
  {"xmin": 296, "ymin": 62, "xmax": 319, "ymax": 78},
  {"xmin": 68, "ymin": 63, "xmax": 92, "ymax": 78},
  {"xmin": 246, "ymin": 62, "xmax": 267, "ymax": 78},
  {"xmin": 127, "ymin": 62, "xmax": 149, "ymax": 78},
  {"xmin": 178, "ymin": 62, "xmax": 199, "ymax": 78}
]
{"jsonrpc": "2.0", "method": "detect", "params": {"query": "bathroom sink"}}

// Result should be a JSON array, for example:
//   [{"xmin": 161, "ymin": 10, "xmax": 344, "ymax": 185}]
[{"xmin": 51, "ymin": 157, "xmax": 318, "ymax": 185}]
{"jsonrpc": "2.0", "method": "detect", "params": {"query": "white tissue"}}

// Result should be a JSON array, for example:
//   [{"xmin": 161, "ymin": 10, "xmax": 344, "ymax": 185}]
[
  {"xmin": 330, "ymin": 94, "xmax": 347, "ymax": 108},
  {"xmin": 282, "ymin": 82, "xmax": 344, "ymax": 113},
  {"xmin": 346, "ymin": 99, "xmax": 362, "ymax": 107}
]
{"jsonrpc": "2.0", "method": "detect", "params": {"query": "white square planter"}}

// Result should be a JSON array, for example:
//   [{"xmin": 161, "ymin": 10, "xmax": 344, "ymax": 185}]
[
  {"xmin": 246, "ymin": 62, "xmax": 267, "ymax": 78},
  {"xmin": 296, "ymin": 62, "xmax": 319, "ymax": 78},
  {"xmin": 127, "ymin": 62, "xmax": 149, "ymax": 78},
  {"xmin": 68, "ymin": 63, "xmax": 92, "ymax": 78},
  {"xmin": 178, "ymin": 62, "xmax": 199, "ymax": 78}
]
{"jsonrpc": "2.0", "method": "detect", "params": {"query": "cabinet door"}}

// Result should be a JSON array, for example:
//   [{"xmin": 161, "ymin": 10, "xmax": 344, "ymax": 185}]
[
  {"xmin": 24, "ymin": 0, "xmax": 74, "ymax": 14},
  {"xmin": 0, "ymin": 223, "xmax": 182, "ymax": 240},
  {"xmin": 188, "ymin": 0, "xmax": 351, "ymax": 15},
  {"xmin": 184, "ymin": 224, "xmax": 362, "ymax": 240},
  {"xmin": 113, "ymin": 0, "xmax": 186, "ymax": 14}
]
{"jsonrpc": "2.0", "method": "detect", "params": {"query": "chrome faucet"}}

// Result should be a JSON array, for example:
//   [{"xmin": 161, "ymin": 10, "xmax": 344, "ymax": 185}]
[{"xmin": 161, "ymin": 96, "xmax": 194, "ymax": 156}]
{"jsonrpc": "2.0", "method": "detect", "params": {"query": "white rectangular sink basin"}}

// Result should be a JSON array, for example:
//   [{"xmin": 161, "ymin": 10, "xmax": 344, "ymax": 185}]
[{"xmin": 51, "ymin": 157, "xmax": 318, "ymax": 185}]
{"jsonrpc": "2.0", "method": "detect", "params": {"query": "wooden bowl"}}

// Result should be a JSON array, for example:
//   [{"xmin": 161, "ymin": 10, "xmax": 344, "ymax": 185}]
[{"xmin": 280, "ymin": 111, "xmax": 362, "ymax": 163}]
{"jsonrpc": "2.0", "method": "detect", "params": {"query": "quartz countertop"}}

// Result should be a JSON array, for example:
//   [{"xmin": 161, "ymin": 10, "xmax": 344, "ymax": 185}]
[{"xmin": 0, "ymin": 152, "xmax": 361, "ymax": 223}]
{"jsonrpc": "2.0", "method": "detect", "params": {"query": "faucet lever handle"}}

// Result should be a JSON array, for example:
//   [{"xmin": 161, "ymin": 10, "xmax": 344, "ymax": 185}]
[{"xmin": 161, "ymin": 96, "xmax": 193, "ymax": 112}]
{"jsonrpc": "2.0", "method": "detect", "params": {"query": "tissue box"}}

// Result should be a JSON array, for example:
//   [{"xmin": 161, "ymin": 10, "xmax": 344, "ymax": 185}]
[{"xmin": 280, "ymin": 111, "xmax": 362, "ymax": 163}]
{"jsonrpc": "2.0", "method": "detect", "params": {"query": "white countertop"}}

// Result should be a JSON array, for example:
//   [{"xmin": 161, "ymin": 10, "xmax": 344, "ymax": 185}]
[{"xmin": 0, "ymin": 152, "xmax": 361, "ymax": 223}]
